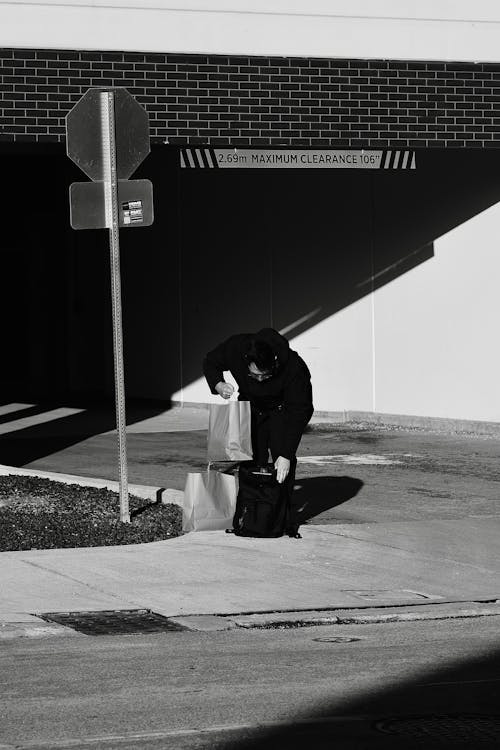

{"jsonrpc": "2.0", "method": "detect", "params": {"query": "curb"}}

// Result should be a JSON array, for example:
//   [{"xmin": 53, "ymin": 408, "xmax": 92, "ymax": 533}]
[
  {"xmin": 175, "ymin": 401, "xmax": 500, "ymax": 436},
  {"xmin": 169, "ymin": 600, "xmax": 500, "ymax": 631},
  {"xmin": 0, "ymin": 464, "xmax": 184, "ymax": 508},
  {"xmin": 2, "ymin": 601, "xmax": 499, "ymax": 639},
  {"xmin": 306, "ymin": 411, "xmax": 500, "ymax": 437},
  {"xmin": 0, "ymin": 620, "xmax": 83, "ymax": 640}
]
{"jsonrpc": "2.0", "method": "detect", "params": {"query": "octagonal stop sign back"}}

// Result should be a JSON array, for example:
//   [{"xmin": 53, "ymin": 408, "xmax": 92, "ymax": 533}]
[
  {"xmin": 67, "ymin": 87, "xmax": 151, "ymax": 181},
  {"xmin": 67, "ymin": 88, "xmax": 154, "ymax": 230}
]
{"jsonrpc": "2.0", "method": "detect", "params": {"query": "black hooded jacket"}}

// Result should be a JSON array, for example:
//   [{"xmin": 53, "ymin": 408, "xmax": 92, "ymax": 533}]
[{"xmin": 203, "ymin": 328, "xmax": 314, "ymax": 459}]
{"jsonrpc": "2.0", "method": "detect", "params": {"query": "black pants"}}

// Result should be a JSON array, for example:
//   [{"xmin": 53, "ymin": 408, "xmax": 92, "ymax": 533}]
[
  {"xmin": 250, "ymin": 405, "xmax": 300, "ymax": 534},
  {"xmin": 250, "ymin": 406, "xmax": 297, "ymax": 485}
]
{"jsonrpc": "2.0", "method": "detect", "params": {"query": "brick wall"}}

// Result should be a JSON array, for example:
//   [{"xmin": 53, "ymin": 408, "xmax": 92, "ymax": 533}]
[{"xmin": 1, "ymin": 48, "xmax": 500, "ymax": 147}]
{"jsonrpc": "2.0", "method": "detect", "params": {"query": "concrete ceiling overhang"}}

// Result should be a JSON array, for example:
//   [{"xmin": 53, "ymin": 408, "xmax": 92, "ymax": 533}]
[{"xmin": 2, "ymin": 0, "xmax": 500, "ymax": 62}]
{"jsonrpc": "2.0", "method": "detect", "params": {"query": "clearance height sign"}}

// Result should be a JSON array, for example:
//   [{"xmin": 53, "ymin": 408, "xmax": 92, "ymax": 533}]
[{"xmin": 180, "ymin": 148, "xmax": 416, "ymax": 170}]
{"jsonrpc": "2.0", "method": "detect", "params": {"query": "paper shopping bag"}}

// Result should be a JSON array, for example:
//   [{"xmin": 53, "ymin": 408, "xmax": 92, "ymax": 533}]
[
  {"xmin": 207, "ymin": 400, "xmax": 253, "ymax": 462},
  {"xmin": 182, "ymin": 470, "xmax": 238, "ymax": 532}
]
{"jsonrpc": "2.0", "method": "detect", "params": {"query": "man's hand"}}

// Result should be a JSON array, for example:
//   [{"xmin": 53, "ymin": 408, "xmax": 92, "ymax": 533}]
[
  {"xmin": 215, "ymin": 381, "xmax": 235, "ymax": 399},
  {"xmin": 274, "ymin": 456, "xmax": 291, "ymax": 484}
]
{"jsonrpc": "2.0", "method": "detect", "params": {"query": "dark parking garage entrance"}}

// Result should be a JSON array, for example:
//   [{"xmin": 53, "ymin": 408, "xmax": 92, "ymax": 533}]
[{"xmin": 1, "ymin": 145, "xmax": 500, "ymax": 409}]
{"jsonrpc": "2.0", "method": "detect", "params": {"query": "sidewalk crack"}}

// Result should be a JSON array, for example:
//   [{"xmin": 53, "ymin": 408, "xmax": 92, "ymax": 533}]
[{"xmin": 20, "ymin": 559, "xmax": 141, "ymax": 608}]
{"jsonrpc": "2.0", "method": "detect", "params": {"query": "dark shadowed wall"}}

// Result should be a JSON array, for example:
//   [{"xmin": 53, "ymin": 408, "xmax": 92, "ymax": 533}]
[{"xmin": 2, "ymin": 145, "xmax": 500, "ymax": 421}]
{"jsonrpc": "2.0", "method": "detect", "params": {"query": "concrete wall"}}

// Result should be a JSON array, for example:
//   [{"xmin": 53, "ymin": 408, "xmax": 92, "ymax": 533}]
[
  {"xmin": 3, "ymin": 1, "xmax": 500, "ymax": 62},
  {"xmin": 178, "ymin": 199, "xmax": 500, "ymax": 422},
  {"xmin": 173, "ymin": 149, "xmax": 500, "ymax": 423},
  {"xmin": 372, "ymin": 203, "xmax": 500, "ymax": 422},
  {"xmin": 290, "ymin": 202, "xmax": 500, "ymax": 421},
  {"xmin": 1, "ymin": 145, "xmax": 498, "ymax": 424}
]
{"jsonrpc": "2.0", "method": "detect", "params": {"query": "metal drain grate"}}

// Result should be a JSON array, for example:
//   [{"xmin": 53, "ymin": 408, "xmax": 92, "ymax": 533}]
[
  {"xmin": 375, "ymin": 714, "xmax": 500, "ymax": 742},
  {"xmin": 38, "ymin": 609, "xmax": 188, "ymax": 636}
]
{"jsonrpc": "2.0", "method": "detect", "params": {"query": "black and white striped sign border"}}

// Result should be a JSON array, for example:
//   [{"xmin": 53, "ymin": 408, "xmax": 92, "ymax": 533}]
[
  {"xmin": 180, "ymin": 148, "xmax": 416, "ymax": 169},
  {"xmin": 181, "ymin": 147, "xmax": 218, "ymax": 169}
]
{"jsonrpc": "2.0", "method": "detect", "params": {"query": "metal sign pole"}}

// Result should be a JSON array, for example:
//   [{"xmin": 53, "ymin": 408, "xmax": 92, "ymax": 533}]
[
  {"xmin": 101, "ymin": 90, "xmax": 130, "ymax": 523},
  {"xmin": 67, "ymin": 87, "xmax": 153, "ymax": 524}
]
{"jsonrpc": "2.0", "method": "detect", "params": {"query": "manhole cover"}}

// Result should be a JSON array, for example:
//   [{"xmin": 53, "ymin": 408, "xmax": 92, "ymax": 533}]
[
  {"xmin": 375, "ymin": 714, "xmax": 500, "ymax": 742},
  {"xmin": 313, "ymin": 636, "xmax": 362, "ymax": 643},
  {"xmin": 39, "ymin": 609, "xmax": 188, "ymax": 636}
]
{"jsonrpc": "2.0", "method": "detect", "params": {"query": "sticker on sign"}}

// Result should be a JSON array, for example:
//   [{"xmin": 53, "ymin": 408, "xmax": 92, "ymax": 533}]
[{"xmin": 122, "ymin": 200, "xmax": 144, "ymax": 225}]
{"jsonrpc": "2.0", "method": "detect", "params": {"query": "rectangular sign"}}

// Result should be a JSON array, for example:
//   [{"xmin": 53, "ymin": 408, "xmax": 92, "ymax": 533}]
[
  {"xmin": 69, "ymin": 179, "xmax": 154, "ymax": 230},
  {"xmin": 180, "ymin": 148, "xmax": 416, "ymax": 170}
]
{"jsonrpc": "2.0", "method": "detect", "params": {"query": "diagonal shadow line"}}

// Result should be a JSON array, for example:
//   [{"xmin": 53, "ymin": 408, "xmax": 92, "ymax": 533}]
[
  {"xmin": 0, "ymin": 404, "xmax": 52, "ymax": 427},
  {"xmin": 0, "ymin": 399, "xmax": 172, "ymax": 467},
  {"xmin": 177, "ymin": 148, "xmax": 500, "ymax": 396},
  {"xmin": 214, "ymin": 641, "xmax": 500, "ymax": 749}
]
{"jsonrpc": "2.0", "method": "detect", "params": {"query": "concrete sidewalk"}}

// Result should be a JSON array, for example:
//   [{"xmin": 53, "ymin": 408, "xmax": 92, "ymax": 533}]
[
  {"xmin": 2, "ymin": 519, "xmax": 500, "ymax": 634},
  {"xmin": 1, "ymin": 404, "xmax": 499, "ymax": 635}
]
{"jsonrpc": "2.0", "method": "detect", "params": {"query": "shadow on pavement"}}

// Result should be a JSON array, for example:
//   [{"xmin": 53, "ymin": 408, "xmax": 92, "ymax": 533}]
[
  {"xmin": 0, "ymin": 404, "xmax": 59, "ymax": 427},
  {"xmin": 0, "ymin": 400, "xmax": 171, "ymax": 467},
  {"xmin": 293, "ymin": 476, "xmax": 364, "ymax": 524},
  {"xmin": 216, "ymin": 643, "xmax": 500, "ymax": 749}
]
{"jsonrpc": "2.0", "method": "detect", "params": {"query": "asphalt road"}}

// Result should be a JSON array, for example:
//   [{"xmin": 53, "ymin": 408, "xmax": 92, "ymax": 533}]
[
  {"xmin": 4, "ymin": 421, "xmax": 500, "ymax": 524},
  {"xmin": 1, "ymin": 616, "xmax": 499, "ymax": 749},
  {"xmin": 296, "ymin": 424, "xmax": 500, "ymax": 524}
]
